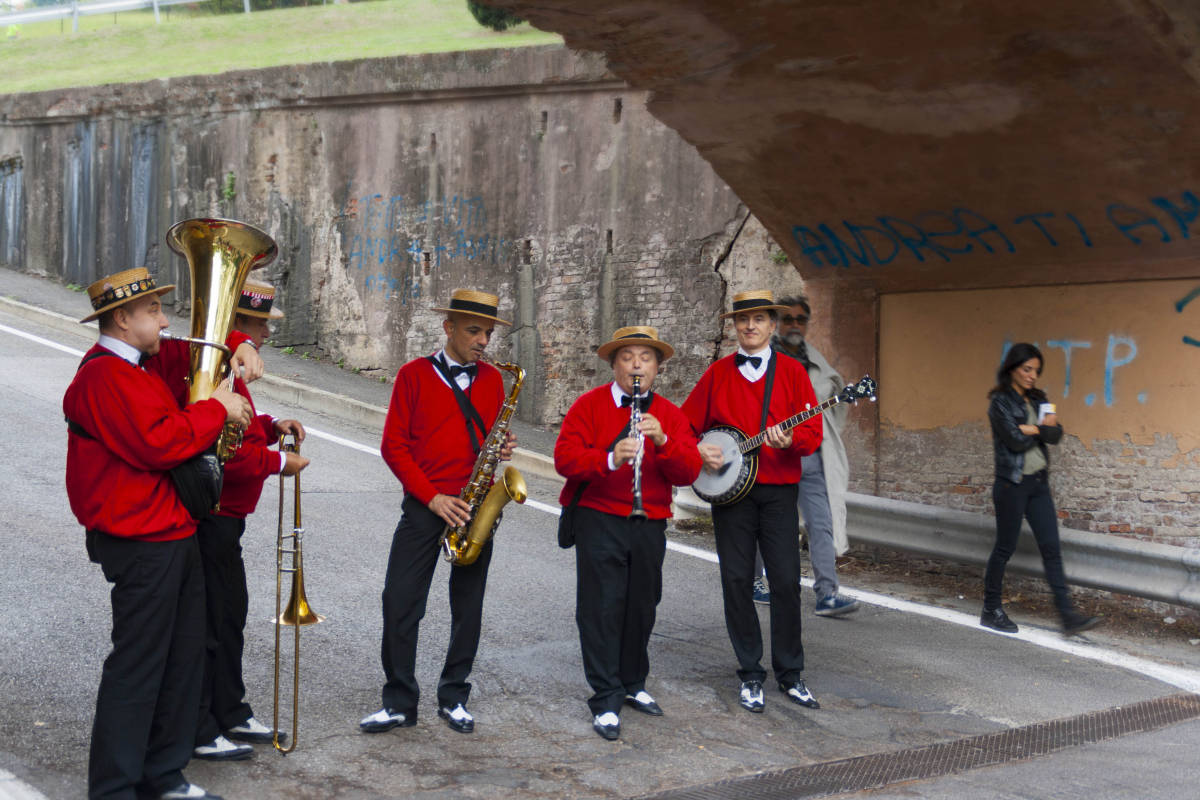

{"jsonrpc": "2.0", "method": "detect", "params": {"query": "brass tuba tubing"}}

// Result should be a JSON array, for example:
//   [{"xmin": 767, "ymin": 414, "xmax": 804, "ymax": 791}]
[
  {"xmin": 166, "ymin": 217, "xmax": 277, "ymax": 462},
  {"xmin": 273, "ymin": 436, "xmax": 322, "ymax": 754}
]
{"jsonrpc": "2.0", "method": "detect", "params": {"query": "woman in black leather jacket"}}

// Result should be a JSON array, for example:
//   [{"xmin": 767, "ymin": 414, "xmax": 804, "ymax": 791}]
[{"xmin": 982, "ymin": 343, "xmax": 1100, "ymax": 637}]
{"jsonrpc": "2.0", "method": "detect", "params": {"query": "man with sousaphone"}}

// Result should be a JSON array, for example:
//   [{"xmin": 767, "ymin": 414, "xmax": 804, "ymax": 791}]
[
  {"xmin": 361, "ymin": 289, "xmax": 519, "ymax": 737},
  {"xmin": 64, "ymin": 268, "xmax": 253, "ymax": 800},
  {"xmin": 681, "ymin": 290, "xmax": 825, "ymax": 715},
  {"xmin": 554, "ymin": 326, "xmax": 702, "ymax": 741}
]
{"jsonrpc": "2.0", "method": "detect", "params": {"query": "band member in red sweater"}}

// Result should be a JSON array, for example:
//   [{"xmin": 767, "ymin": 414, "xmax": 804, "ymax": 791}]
[
  {"xmin": 156, "ymin": 281, "xmax": 309, "ymax": 761},
  {"xmin": 555, "ymin": 326, "xmax": 702, "ymax": 741},
  {"xmin": 361, "ymin": 289, "xmax": 517, "ymax": 736},
  {"xmin": 64, "ymin": 268, "xmax": 250, "ymax": 800},
  {"xmin": 681, "ymin": 290, "xmax": 823, "ymax": 715}
]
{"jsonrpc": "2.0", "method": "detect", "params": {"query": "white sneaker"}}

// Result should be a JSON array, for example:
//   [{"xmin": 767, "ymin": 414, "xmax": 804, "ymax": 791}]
[
  {"xmin": 226, "ymin": 715, "xmax": 284, "ymax": 744},
  {"xmin": 192, "ymin": 734, "xmax": 253, "ymax": 761},
  {"xmin": 160, "ymin": 782, "xmax": 224, "ymax": 799}
]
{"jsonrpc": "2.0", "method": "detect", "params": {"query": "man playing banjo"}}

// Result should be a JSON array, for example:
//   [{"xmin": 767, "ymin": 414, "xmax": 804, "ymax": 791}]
[{"xmin": 681, "ymin": 290, "xmax": 823, "ymax": 714}]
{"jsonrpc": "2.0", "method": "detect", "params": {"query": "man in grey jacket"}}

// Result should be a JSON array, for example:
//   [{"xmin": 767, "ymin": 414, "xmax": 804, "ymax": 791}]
[{"xmin": 755, "ymin": 295, "xmax": 859, "ymax": 616}]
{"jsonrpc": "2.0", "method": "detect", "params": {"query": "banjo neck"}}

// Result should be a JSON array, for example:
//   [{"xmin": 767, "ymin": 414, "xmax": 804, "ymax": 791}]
[{"xmin": 737, "ymin": 394, "xmax": 841, "ymax": 454}]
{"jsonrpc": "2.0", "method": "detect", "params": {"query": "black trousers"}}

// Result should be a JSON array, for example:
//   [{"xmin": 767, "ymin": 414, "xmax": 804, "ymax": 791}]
[
  {"xmin": 194, "ymin": 514, "xmax": 253, "ymax": 744},
  {"xmin": 574, "ymin": 506, "xmax": 667, "ymax": 716},
  {"xmin": 86, "ymin": 531, "xmax": 205, "ymax": 800},
  {"xmin": 985, "ymin": 473, "xmax": 1073, "ymax": 614},
  {"xmin": 711, "ymin": 482, "xmax": 805, "ymax": 684},
  {"xmin": 380, "ymin": 496, "xmax": 493, "ymax": 715}
]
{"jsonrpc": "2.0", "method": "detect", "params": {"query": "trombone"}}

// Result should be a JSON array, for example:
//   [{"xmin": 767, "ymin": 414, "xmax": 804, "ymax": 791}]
[{"xmin": 273, "ymin": 435, "xmax": 322, "ymax": 754}]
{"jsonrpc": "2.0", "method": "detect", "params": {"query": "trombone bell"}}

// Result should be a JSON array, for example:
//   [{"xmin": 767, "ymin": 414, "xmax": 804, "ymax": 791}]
[{"xmin": 277, "ymin": 569, "xmax": 323, "ymax": 626}]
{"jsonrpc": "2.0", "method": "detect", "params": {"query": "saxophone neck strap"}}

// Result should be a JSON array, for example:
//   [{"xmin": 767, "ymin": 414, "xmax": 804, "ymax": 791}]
[{"xmin": 427, "ymin": 355, "xmax": 487, "ymax": 455}]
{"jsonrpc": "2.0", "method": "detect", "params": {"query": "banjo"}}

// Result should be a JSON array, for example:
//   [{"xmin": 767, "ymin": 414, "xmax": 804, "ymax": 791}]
[{"xmin": 692, "ymin": 375, "xmax": 877, "ymax": 506}]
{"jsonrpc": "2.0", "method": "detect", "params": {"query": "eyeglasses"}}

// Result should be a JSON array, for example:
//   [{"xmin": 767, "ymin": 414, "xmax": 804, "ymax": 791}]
[{"xmin": 780, "ymin": 315, "xmax": 809, "ymax": 325}]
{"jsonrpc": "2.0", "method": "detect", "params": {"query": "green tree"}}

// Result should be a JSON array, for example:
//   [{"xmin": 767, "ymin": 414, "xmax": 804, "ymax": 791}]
[{"xmin": 467, "ymin": 1, "xmax": 523, "ymax": 31}]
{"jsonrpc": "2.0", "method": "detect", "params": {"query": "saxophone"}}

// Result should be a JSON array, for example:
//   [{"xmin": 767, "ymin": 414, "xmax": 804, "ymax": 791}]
[{"xmin": 441, "ymin": 360, "xmax": 528, "ymax": 566}]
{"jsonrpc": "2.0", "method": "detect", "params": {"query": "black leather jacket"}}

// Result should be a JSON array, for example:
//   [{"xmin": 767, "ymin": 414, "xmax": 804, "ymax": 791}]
[{"xmin": 988, "ymin": 387, "xmax": 1063, "ymax": 484}]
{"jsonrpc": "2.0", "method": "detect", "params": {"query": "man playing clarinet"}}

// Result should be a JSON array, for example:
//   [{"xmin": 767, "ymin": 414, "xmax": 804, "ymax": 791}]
[{"xmin": 555, "ymin": 326, "xmax": 701, "ymax": 741}]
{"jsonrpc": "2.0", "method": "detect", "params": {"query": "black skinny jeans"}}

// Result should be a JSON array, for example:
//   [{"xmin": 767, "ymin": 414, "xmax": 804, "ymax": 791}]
[{"xmin": 984, "ymin": 472, "xmax": 1072, "ymax": 614}]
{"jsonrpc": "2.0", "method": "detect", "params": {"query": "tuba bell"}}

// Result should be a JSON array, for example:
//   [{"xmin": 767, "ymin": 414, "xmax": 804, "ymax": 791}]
[{"xmin": 166, "ymin": 217, "xmax": 278, "ymax": 460}]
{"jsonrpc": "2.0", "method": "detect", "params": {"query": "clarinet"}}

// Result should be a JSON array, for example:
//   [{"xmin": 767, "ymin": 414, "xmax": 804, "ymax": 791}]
[{"xmin": 629, "ymin": 375, "xmax": 648, "ymax": 519}]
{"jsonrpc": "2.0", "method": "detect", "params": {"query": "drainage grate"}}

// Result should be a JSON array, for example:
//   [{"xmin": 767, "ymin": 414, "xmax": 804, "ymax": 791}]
[{"xmin": 637, "ymin": 693, "xmax": 1200, "ymax": 800}]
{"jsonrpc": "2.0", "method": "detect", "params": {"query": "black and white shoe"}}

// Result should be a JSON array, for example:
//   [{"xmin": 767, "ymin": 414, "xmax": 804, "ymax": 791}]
[
  {"xmin": 160, "ymin": 783, "xmax": 224, "ymax": 799},
  {"xmin": 359, "ymin": 707, "xmax": 416, "ymax": 733},
  {"xmin": 623, "ymin": 690, "xmax": 663, "ymax": 716},
  {"xmin": 192, "ymin": 735, "xmax": 252, "ymax": 761},
  {"xmin": 779, "ymin": 679, "xmax": 820, "ymax": 709},
  {"xmin": 226, "ymin": 715, "xmax": 285, "ymax": 745},
  {"xmin": 438, "ymin": 703, "xmax": 475, "ymax": 734},
  {"xmin": 592, "ymin": 711, "xmax": 620, "ymax": 740},
  {"xmin": 738, "ymin": 680, "xmax": 765, "ymax": 713}
]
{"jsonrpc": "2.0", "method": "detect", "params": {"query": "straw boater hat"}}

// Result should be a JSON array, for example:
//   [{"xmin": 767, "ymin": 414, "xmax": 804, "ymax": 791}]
[
  {"xmin": 431, "ymin": 288, "xmax": 511, "ymax": 326},
  {"xmin": 596, "ymin": 325, "xmax": 675, "ymax": 362},
  {"xmin": 719, "ymin": 289, "xmax": 790, "ymax": 320},
  {"xmin": 80, "ymin": 267, "xmax": 175, "ymax": 324},
  {"xmin": 237, "ymin": 279, "xmax": 285, "ymax": 319}
]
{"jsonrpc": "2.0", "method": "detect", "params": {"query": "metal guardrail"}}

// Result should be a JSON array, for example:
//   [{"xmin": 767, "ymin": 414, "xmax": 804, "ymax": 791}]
[
  {"xmin": 1, "ymin": 0, "xmax": 226, "ymax": 28},
  {"xmin": 843, "ymin": 492, "xmax": 1200, "ymax": 610},
  {"xmin": 2, "ymin": 291, "xmax": 1196, "ymax": 610}
]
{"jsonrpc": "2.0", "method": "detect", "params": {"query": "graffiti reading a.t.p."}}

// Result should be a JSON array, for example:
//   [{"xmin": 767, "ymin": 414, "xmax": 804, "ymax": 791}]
[
  {"xmin": 1001, "ymin": 335, "xmax": 1142, "ymax": 408},
  {"xmin": 793, "ymin": 190, "xmax": 1200, "ymax": 269}
]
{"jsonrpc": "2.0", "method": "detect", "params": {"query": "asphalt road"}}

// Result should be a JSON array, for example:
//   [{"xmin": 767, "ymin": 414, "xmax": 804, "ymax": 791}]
[{"xmin": 2, "ymin": 304, "xmax": 1199, "ymax": 800}]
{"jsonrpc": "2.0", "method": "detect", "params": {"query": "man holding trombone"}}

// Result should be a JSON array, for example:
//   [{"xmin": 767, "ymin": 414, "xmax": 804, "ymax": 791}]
[{"xmin": 554, "ymin": 326, "xmax": 701, "ymax": 741}]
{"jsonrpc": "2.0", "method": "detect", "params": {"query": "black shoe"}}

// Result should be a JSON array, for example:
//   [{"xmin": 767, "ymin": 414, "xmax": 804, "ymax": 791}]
[
  {"xmin": 738, "ymin": 680, "xmax": 765, "ymax": 712},
  {"xmin": 438, "ymin": 703, "xmax": 475, "ymax": 734},
  {"xmin": 623, "ymin": 690, "xmax": 663, "ymax": 716},
  {"xmin": 358, "ymin": 707, "xmax": 416, "ymax": 733},
  {"xmin": 592, "ymin": 711, "xmax": 620, "ymax": 740},
  {"xmin": 980, "ymin": 607, "xmax": 1019, "ymax": 634},
  {"xmin": 779, "ymin": 680, "xmax": 820, "ymax": 709},
  {"xmin": 1063, "ymin": 611, "xmax": 1102, "ymax": 636}
]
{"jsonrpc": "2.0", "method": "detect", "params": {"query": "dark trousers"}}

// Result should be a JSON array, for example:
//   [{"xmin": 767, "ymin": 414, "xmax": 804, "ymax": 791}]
[
  {"xmin": 711, "ymin": 482, "xmax": 805, "ymax": 684},
  {"xmin": 574, "ymin": 506, "xmax": 667, "ymax": 716},
  {"xmin": 194, "ymin": 514, "xmax": 253, "ymax": 744},
  {"xmin": 86, "ymin": 532, "xmax": 205, "ymax": 800},
  {"xmin": 380, "ymin": 496, "xmax": 493, "ymax": 714},
  {"xmin": 985, "ymin": 473, "xmax": 1073, "ymax": 614}
]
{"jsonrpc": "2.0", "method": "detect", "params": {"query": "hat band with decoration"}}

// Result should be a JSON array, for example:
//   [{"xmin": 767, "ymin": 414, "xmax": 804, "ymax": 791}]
[
  {"xmin": 91, "ymin": 276, "xmax": 160, "ymax": 312},
  {"xmin": 238, "ymin": 290, "xmax": 274, "ymax": 315}
]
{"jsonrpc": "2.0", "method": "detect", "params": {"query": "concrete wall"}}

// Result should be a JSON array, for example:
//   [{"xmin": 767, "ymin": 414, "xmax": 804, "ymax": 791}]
[{"xmin": 0, "ymin": 46, "xmax": 796, "ymax": 424}]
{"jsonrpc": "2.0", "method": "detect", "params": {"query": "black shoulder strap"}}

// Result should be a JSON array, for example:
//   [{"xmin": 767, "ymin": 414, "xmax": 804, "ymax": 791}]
[
  {"xmin": 567, "ymin": 419, "xmax": 633, "ymax": 507},
  {"xmin": 65, "ymin": 350, "xmax": 121, "ymax": 440},
  {"xmin": 758, "ymin": 352, "xmax": 778, "ymax": 435},
  {"xmin": 427, "ymin": 355, "xmax": 488, "ymax": 454}
]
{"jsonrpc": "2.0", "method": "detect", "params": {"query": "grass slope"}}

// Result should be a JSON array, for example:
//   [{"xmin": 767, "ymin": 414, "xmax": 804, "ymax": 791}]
[{"xmin": 0, "ymin": 0, "xmax": 561, "ymax": 94}]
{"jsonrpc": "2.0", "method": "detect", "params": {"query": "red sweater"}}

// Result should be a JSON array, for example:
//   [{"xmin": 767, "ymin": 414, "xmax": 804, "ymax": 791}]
[
  {"xmin": 63, "ymin": 343, "xmax": 227, "ymax": 541},
  {"xmin": 381, "ymin": 356, "xmax": 505, "ymax": 505},
  {"xmin": 681, "ymin": 353, "xmax": 822, "ymax": 485},
  {"xmin": 145, "ymin": 331, "xmax": 283, "ymax": 518},
  {"xmin": 555, "ymin": 386, "xmax": 702, "ymax": 519}
]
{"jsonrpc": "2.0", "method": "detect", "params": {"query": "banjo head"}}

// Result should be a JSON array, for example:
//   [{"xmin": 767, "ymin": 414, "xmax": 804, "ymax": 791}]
[{"xmin": 692, "ymin": 426, "xmax": 756, "ymax": 505}]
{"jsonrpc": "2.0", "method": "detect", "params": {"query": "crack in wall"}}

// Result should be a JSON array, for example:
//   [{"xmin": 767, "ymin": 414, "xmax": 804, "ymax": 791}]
[{"xmin": 707, "ymin": 205, "xmax": 751, "ymax": 361}]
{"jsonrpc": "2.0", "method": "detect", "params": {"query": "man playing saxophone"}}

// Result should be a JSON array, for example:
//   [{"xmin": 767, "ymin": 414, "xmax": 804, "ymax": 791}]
[
  {"xmin": 361, "ymin": 289, "xmax": 517, "ymax": 736},
  {"xmin": 554, "ymin": 326, "xmax": 701, "ymax": 741}
]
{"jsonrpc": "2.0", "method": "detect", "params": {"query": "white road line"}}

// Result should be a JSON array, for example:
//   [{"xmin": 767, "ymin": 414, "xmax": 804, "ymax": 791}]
[
  {"xmin": 9, "ymin": 319, "xmax": 1200, "ymax": 697},
  {"xmin": 0, "ymin": 323, "xmax": 85, "ymax": 356}
]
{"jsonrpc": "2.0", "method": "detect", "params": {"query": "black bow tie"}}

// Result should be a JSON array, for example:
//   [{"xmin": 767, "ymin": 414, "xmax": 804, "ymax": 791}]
[
  {"xmin": 620, "ymin": 393, "xmax": 652, "ymax": 412},
  {"xmin": 138, "ymin": 352, "xmax": 151, "ymax": 367},
  {"xmin": 735, "ymin": 353, "xmax": 763, "ymax": 369},
  {"xmin": 448, "ymin": 363, "xmax": 477, "ymax": 379}
]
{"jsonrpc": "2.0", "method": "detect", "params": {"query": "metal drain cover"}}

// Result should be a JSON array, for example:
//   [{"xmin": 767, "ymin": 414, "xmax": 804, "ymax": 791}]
[{"xmin": 637, "ymin": 693, "xmax": 1200, "ymax": 800}]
